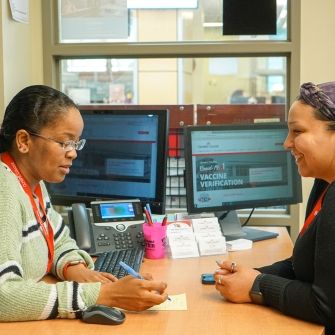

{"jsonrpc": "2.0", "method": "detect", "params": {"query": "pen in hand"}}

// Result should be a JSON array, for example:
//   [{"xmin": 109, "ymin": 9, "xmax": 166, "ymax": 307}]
[
  {"xmin": 119, "ymin": 261, "xmax": 171, "ymax": 301},
  {"xmin": 119, "ymin": 261, "xmax": 144, "ymax": 279}
]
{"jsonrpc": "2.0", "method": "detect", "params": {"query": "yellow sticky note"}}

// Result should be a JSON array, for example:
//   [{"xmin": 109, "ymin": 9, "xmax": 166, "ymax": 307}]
[{"xmin": 148, "ymin": 293, "xmax": 187, "ymax": 311}]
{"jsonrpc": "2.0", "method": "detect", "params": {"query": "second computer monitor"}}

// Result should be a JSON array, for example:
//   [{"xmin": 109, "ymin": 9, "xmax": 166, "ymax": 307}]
[{"xmin": 184, "ymin": 122, "xmax": 302, "ymax": 240}]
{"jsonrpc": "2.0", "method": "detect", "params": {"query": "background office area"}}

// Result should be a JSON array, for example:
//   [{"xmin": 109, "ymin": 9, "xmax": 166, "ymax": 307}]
[{"xmin": 1, "ymin": 1, "xmax": 335, "ymax": 240}]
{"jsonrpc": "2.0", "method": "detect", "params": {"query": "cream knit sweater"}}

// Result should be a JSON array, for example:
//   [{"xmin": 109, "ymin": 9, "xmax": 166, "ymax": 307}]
[{"xmin": 0, "ymin": 162, "xmax": 101, "ymax": 321}]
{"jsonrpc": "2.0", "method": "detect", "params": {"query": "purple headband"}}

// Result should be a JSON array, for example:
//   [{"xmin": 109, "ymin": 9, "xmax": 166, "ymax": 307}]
[{"xmin": 299, "ymin": 82, "xmax": 335, "ymax": 120}]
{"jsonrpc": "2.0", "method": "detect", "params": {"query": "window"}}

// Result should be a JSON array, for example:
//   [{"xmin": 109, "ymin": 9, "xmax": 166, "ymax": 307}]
[
  {"xmin": 61, "ymin": 56, "xmax": 286, "ymax": 105},
  {"xmin": 58, "ymin": 0, "xmax": 288, "ymax": 43}
]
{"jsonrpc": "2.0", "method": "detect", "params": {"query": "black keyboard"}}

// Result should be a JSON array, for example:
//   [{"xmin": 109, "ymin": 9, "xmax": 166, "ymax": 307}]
[{"xmin": 94, "ymin": 247, "xmax": 145, "ymax": 279}]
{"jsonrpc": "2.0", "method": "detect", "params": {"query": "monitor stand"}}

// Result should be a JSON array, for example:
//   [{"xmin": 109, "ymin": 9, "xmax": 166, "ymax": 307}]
[{"xmin": 215, "ymin": 210, "xmax": 278, "ymax": 242}]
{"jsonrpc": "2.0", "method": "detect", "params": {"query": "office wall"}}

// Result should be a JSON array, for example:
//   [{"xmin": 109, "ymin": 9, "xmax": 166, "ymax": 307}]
[
  {"xmin": 139, "ymin": 58, "xmax": 178, "ymax": 104},
  {"xmin": 299, "ymin": 0, "xmax": 335, "ymax": 224},
  {"xmin": 0, "ymin": 0, "xmax": 43, "ymax": 119}
]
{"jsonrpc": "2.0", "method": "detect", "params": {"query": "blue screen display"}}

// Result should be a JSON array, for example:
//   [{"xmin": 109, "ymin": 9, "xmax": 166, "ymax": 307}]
[{"xmin": 100, "ymin": 202, "xmax": 135, "ymax": 219}]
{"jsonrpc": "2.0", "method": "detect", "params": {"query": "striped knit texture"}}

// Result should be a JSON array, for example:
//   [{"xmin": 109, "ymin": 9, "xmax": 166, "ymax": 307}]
[{"xmin": 0, "ymin": 162, "xmax": 100, "ymax": 321}]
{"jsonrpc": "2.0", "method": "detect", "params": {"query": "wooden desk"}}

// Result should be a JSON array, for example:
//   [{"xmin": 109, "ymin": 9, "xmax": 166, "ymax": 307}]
[{"xmin": 0, "ymin": 228, "xmax": 324, "ymax": 335}]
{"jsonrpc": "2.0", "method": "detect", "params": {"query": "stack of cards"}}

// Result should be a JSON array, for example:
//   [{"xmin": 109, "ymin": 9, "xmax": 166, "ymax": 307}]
[
  {"xmin": 192, "ymin": 217, "xmax": 226, "ymax": 256},
  {"xmin": 167, "ymin": 221, "xmax": 199, "ymax": 259},
  {"xmin": 167, "ymin": 217, "xmax": 227, "ymax": 258}
]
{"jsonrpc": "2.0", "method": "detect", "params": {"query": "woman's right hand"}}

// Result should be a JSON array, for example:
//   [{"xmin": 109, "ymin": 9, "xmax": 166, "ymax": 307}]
[{"xmin": 96, "ymin": 275, "xmax": 168, "ymax": 311}]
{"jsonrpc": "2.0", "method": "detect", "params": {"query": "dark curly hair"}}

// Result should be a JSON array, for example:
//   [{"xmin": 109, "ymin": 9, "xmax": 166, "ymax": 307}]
[{"xmin": 0, "ymin": 85, "xmax": 78, "ymax": 153}]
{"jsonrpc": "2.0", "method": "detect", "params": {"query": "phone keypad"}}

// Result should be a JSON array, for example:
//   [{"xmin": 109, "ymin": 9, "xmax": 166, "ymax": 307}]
[{"xmin": 93, "ymin": 225, "xmax": 144, "ymax": 252}]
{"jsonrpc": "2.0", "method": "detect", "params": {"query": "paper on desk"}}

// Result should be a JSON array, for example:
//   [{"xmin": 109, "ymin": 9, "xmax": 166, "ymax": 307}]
[{"xmin": 148, "ymin": 293, "xmax": 187, "ymax": 311}]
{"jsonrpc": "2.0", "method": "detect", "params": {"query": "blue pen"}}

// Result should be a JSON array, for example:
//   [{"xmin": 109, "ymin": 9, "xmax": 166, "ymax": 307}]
[
  {"xmin": 145, "ymin": 203, "xmax": 152, "ymax": 217},
  {"xmin": 119, "ymin": 261, "xmax": 144, "ymax": 279},
  {"xmin": 145, "ymin": 204, "xmax": 154, "ymax": 222},
  {"xmin": 144, "ymin": 204, "xmax": 154, "ymax": 225},
  {"xmin": 119, "ymin": 261, "xmax": 171, "ymax": 301}
]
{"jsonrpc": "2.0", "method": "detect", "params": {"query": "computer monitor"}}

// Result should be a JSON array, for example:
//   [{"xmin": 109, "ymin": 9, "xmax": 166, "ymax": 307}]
[
  {"xmin": 184, "ymin": 122, "xmax": 302, "ymax": 241},
  {"xmin": 46, "ymin": 108, "xmax": 169, "ymax": 214}
]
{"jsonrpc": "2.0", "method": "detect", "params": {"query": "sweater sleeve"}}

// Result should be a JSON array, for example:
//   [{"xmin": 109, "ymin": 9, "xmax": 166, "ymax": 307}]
[
  {"xmin": 257, "ymin": 257, "xmax": 295, "ymax": 278},
  {"xmin": 0, "ymin": 172, "xmax": 101, "ymax": 321},
  {"xmin": 46, "ymin": 204, "xmax": 95, "ymax": 280},
  {"xmin": 0, "ymin": 279, "xmax": 101, "ymax": 321}
]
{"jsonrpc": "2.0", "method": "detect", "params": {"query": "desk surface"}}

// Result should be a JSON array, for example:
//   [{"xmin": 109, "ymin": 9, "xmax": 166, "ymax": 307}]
[{"xmin": 0, "ymin": 227, "xmax": 324, "ymax": 335}]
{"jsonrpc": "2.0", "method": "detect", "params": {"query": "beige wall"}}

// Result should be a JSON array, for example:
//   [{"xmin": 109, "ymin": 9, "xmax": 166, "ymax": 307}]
[
  {"xmin": 299, "ymin": 0, "xmax": 335, "ymax": 227},
  {"xmin": 138, "ymin": 11, "xmax": 178, "ymax": 104},
  {"xmin": 138, "ymin": 58, "xmax": 178, "ymax": 104},
  {"xmin": 0, "ymin": 0, "xmax": 43, "ymax": 119}
]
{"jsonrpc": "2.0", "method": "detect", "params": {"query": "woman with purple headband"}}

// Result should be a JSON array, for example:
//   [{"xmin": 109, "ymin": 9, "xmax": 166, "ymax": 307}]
[{"xmin": 214, "ymin": 82, "xmax": 335, "ymax": 335}]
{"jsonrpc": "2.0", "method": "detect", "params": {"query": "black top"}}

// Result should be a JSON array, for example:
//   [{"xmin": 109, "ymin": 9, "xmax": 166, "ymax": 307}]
[{"xmin": 258, "ymin": 179, "xmax": 335, "ymax": 334}]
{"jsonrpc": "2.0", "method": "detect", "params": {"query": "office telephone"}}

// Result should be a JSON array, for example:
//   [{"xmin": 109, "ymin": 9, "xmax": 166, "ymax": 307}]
[{"xmin": 67, "ymin": 199, "xmax": 145, "ymax": 256}]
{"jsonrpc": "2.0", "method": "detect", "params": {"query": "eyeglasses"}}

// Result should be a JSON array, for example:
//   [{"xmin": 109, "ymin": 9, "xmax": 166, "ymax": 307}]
[{"xmin": 27, "ymin": 131, "xmax": 86, "ymax": 152}]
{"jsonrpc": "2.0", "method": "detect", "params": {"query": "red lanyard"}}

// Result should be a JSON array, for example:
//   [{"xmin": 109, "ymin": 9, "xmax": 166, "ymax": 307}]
[
  {"xmin": 300, "ymin": 186, "xmax": 329, "ymax": 236},
  {"xmin": 1, "ymin": 152, "xmax": 54, "ymax": 273}
]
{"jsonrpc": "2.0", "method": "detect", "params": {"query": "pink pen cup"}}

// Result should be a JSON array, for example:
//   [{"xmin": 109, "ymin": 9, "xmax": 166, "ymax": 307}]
[{"xmin": 143, "ymin": 222, "xmax": 167, "ymax": 259}]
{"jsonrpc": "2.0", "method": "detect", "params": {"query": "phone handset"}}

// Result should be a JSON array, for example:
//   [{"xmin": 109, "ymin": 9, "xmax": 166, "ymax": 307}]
[
  {"xmin": 68, "ymin": 200, "xmax": 144, "ymax": 256},
  {"xmin": 71, "ymin": 203, "xmax": 93, "ymax": 252}
]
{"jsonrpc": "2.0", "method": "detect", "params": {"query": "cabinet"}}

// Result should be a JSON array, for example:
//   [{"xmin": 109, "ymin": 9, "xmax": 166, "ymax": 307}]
[{"xmin": 196, "ymin": 104, "xmax": 285, "ymax": 125}]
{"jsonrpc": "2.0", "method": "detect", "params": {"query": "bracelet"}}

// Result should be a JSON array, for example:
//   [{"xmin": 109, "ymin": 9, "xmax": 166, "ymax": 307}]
[{"xmin": 63, "ymin": 260, "xmax": 87, "ymax": 278}]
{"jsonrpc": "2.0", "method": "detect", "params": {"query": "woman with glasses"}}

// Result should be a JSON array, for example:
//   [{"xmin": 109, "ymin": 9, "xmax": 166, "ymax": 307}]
[{"xmin": 0, "ymin": 85, "xmax": 168, "ymax": 321}]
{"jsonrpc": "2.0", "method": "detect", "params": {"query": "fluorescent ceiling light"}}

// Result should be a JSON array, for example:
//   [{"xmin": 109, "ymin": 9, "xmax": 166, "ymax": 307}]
[
  {"xmin": 127, "ymin": 0, "xmax": 198, "ymax": 9},
  {"xmin": 203, "ymin": 22, "xmax": 223, "ymax": 28}
]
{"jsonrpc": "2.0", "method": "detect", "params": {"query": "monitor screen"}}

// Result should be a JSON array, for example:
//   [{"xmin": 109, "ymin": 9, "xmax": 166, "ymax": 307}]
[
  {"xmin": 46, "ymin": 109, "xmax": 169, "ymax": 214},
  {"xmin": 184, "ymin": 123, "xmax": 302, "ymax": 240}
]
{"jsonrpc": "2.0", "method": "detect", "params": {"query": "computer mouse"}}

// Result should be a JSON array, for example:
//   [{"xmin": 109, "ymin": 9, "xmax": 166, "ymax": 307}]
[{"xmin": 82, "ymin": 305, "xmax": 126, "ymax": 325}]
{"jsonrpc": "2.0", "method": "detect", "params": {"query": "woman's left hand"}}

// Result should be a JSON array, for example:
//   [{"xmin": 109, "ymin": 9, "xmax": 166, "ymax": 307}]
[
  {"xmin": 64, "ymin": 263, "xmax": 117, "ymax": 283},
  {"xmin": 214, "ymin": 261, "xmax": 261, "ymax": 303}
]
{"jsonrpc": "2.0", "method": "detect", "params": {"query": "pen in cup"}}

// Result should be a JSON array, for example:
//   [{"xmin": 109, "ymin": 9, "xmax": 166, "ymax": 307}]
[
  {"xmin": 145, "ymin": 204, "xmax": 154, "ymax": 223},
  {"xmin": 161, "ymin": 215, "xmax": 168, "ymax": 226},
  {"xmin": 145, "ymin": 203, "xmax": 158, "ymax": 223},
  {"xmin": 119, "ymin": 261, "xmax": 171, "ymax": 301},
  {"xmin": 145, "ymin": 203, "xmax": 152, "ymax": 217},
  {"xmin": 143, "ymin": 207, "xmax": 153, "ymax": 225}
]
